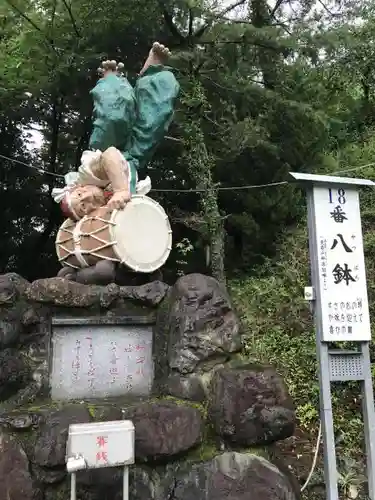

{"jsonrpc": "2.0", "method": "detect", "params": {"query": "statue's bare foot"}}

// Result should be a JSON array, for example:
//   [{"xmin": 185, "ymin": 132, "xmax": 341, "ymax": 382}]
[
  {"xmin": 139, "ymin": 42, "xmax": 171, "ymax": 75},
  {"xmin": 97, "ymin": 60, "xmax": 124, "ymax": 79},
  {"xmin": 57, "ymin": 266, "xmax": 77, "ymax": 281},
  {"xmin": 75, "ymin": 261, "xmax": 116, "ymax": 285}
]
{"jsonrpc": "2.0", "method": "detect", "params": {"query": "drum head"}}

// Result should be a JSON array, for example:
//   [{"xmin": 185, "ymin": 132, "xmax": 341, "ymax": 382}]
[{"xmin": 109, "ymin": 195, "xmax": 172, "ymax": 273}]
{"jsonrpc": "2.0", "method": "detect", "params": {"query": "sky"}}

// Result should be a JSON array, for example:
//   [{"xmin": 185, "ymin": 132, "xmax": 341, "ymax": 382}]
[{"xmin": 24, "ymin": 122, "xmax": 44, "ymax": 151}]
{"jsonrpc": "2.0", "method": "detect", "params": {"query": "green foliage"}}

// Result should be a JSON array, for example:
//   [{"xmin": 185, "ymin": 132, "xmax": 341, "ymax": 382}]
[
  {"xmin": 229, "ymin": 225, "xmax": 320, "ymax": 425},
  {"xmin": 229, "ymin": 220, "xmax": 373, "ymax": 455},
  {"xmin": 2, "ymin": 0, "xmax": 363, "ymax": 279}
]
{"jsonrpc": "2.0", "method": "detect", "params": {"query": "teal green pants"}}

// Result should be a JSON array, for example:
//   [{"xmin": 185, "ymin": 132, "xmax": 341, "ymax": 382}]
[{"xmin": 89, "ymin": 66, "xmax": 180, "ymax": 194}]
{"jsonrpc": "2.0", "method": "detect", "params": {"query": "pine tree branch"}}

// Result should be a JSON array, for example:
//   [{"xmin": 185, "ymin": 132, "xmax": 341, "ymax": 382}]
[
  {"xmin": 5, "ymin": 0, "xmax": 42, "ymax": 35},
  {"xmin": 5, "ymin": 0, "xmax": 57, "ymax": 54},
  {"xmin": 316, "ymin": 0, "xmax": 337, "ymax": 16},
  {"xmin": 159, "ymin": 0, "xmax": 248, "ymax": 45},
  {"xmin": 194, "ymin": 0, "xmax": 247, "ymax": 39},
  {"xmin": 61, "ymin": 0, "xmax": 81, "ymax": 37},
  {"xmin": 270, "ymin": 0, "xmax": 285, "ymax": 17},
  {"xmin": 217, "ymin": 0, "xmax": 247, "ymax": 18},
  {"xmin": 158, "ymin": 0, "xmax": 185, "ymax": 43},
  {"xmin": 50, "ymin": 0, "xmax": 57, "ymax": 31},
  {"xmin": 199, "ymin": 38, "xmax": 283, "ymax": 53},
  {"xmin": 189, "ymin": 8, "xmax": 194, "ymax": 37}
]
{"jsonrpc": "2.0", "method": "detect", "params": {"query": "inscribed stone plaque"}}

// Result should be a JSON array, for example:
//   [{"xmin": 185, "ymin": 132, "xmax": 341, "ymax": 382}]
[{"xmin": 50, "ymin": 323, "xmax": 153, "ymax": 400}]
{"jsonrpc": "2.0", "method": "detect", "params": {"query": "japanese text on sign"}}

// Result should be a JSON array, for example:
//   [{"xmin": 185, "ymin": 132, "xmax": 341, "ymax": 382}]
[
  {"xmin": 96, "ymin": 435, "xmax": 108, "ymax": 464},
  {"xmin": 51, "ymin": 324, "xmax": 153, "ymax": 400},
  {"xmin": 313, "ymin": 185, "xmax": 371, "ymax": 341},
  {"xmin": 67, "ymin": 420, "xmax": 135, "ymax": 469}
]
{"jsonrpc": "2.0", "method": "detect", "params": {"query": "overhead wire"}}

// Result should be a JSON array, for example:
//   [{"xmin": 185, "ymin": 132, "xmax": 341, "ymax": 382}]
[
  {"xmin": 0, "ymin": 153, "xmax": 65, "ymax": 178},
  {"xmin": 0, "ymin": 154, "xmax": 370, "ymax": 494},
  {"xmin": 0, "ymin": 152, "xmax": 375, "ymax": 192}
]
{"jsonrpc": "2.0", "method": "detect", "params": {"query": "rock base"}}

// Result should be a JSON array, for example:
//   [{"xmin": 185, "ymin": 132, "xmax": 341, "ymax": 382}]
[
  {"xmin": 0, "ymin": 272, "xmax": 299, "ymax": 499},
  {"xmin": 0, "ymin": 399, "xmax": 300, "ymax": 500}
]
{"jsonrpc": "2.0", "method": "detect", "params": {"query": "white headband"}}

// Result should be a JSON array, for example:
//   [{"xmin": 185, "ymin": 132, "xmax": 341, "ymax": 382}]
[{"xmin": 51, "ymin": 171, "xmax": 80, "ymax": 203}]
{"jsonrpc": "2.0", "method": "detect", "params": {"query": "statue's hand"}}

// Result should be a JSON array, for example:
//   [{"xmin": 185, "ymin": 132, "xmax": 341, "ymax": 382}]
[{"xmin": 106, "ymin": 190, "xmax": 131, "ymax": 211}]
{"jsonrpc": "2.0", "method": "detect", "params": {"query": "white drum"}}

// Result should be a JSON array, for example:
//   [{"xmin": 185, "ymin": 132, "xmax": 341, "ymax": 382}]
[{"xmin": 55, "ymin": 195, "xmax": 172, "ymax": 273}]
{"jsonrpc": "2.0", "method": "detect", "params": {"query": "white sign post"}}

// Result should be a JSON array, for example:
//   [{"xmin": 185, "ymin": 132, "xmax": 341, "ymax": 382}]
[
  {"xmin": 66, "ymin": 420, "xmax": 135, "ymax": 500},
  {"xmin": 290, "ymin": 172, "xmax": 375, "ymax": 500},
  {"xmin": 312, "ymin": 185, "xmax": 371, "ymax": 342}
]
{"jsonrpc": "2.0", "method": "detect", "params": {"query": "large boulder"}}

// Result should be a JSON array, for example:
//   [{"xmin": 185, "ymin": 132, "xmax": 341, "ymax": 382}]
[
  {"xmin": 154, "ymin": 274, "xmax": 241, "ymax": 401},
  {"xmin": 0, "ymin": 273, "xmax": 29, "ymax": 305},
  {"xmin": 0, "ymin": 274, "xmax": 38, "ymax": 347},
  {"xmin": 33, "ymin": 405, "xmax": 92, "ymax": 468},
  {"xmin": 77, "ymin": 453, "xmax": 300, "ymax": 500},
  {"xmin": 167, "ymin": 452, "xmax": 300, "ymax": 500},
  {"xmin": 119, "ymin": 281, "xmax": 170, "ymax": 306},
  {"xmin": 123, "ymin": 401, "xmax": 204, "ymax": 461},
  {"xmin": 0, "ymin": 428, "xmax": 41, "ymax": 500},
  {"xmin": 208, "ymin": 365, "xmax": 295, "ymax": 446},
  {"xmin": 25, "ymin": 278, "xmax": 169, "ymax": 308},
  {"xmin": 0, "ymin": 317, "xmax": 23, "ymax": 347},
  {"xmin": 26, "ymin": 279, "xmax": 120, "ymax": 308},
  {"xmin": 0, "ymin": 348, "xmax": 30, "ymax": 401}
]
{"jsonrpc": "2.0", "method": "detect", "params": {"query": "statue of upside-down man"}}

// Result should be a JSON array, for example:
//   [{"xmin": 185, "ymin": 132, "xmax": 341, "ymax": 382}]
[{"xmin": 52, "ymin": 42, "xmax": 179, "ymax": 285}]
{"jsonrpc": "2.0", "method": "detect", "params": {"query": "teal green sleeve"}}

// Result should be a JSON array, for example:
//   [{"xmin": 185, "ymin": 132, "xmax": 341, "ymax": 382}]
[
  {"xmin": 124, "ymin": 68, "xmax": 180, "ymax": 172},
  {"xmin": 89, "ymin": 74, "xmax": 136, "ymax": 152}
]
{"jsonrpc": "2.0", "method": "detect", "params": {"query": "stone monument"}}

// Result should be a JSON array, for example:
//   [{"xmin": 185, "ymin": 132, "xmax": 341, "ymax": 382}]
[
  {"xmin": 0, "ymin": 272, "xmax": 300, "ymax": 500},
  {"xmin": 0, "ymin": 43, "xmax": 300, "ymax": 500}
]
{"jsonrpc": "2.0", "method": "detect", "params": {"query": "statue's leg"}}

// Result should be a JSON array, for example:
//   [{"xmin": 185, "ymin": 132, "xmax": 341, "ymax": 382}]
[
  {"xmin": 57, "ymin": 266, "xmax": 77, "ymax": 281},
  {"xmin": 124, "ymin": 41, "xmax": 178, "ymax": 173},
  {"xmin": 139, "ymin": 42, "xmax": 171, "ymax": 75},
  {"xmin": 75, "ymin": 261, "xmax": 117, "ymax": 285},
  {"xmin": 89, "ymin": 60, "xmax": 136, "ymax": 153}
]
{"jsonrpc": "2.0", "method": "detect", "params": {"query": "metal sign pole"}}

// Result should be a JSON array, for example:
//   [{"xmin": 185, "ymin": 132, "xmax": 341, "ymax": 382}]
[
  {"xmin": 123, "ymin": 466, "xmax": 129, "ymax": 500},
  {"xmin": 121, "ymin": 410, "xmax": 130, "ymax": 500},
  {"xmin": 362, "ymin": 342, "xmax": 375, "ymax": 496},
  {"xmin": 306, "ymin": 187, "xmax": 339, "ymax": 500},
  {"xmin": 66, "ymin": 420, "xmax": 135, "ymax": 500},
  {"xmin": 290, "ymin": 172, "xmax": 375, "ymax": 499},
  {"xmin": 70, "ymin": 472, "xmax": 76, "ymax": 500}
]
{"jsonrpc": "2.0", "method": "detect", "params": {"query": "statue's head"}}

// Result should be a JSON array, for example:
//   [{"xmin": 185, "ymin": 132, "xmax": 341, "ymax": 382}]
[{"xmin": 60, "ymin": 185, "xmax": 109, "ymax": 220}]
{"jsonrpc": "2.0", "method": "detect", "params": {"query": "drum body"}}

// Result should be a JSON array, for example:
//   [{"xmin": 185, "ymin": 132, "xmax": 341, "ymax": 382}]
[{"xmin": 55, "ymin": 195, "xmax": 172, "ymax": 273}]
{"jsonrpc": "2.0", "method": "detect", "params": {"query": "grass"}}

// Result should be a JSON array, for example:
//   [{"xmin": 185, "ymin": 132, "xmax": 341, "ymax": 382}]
[{"xmin": 229, "ymin": 222, "xmax": 375, "ymax": 499}]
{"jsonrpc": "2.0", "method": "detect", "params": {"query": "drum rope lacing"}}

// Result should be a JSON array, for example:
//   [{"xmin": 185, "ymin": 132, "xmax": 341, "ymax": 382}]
[
  {"xmin": 72, "ymin": 218, "xmax": 90, "ymax": 268},
  {"xmin": 56, "ymin": 216, "xmax": 121, "ymax": 268},
  {"xmin": 55, "ymin": 195, "xmax": 171, "ymax": 272}
]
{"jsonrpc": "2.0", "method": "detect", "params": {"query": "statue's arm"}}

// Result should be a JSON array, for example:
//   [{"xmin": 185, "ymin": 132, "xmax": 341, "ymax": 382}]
[{"xmin": 99, "ymin": 147, "xmax": 130, "ymax": 193}]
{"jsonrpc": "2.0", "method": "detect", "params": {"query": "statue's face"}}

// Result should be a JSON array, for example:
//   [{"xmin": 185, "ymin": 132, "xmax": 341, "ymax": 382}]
[{"xmin": 69, "ymin": 185, "xmax": 105, "ymax": 218}]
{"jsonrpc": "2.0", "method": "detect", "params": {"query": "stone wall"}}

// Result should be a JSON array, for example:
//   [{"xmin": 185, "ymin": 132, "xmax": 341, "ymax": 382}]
[{"xmin": 0, "ymin": 272, "xmax": 300, "ymax": 500}]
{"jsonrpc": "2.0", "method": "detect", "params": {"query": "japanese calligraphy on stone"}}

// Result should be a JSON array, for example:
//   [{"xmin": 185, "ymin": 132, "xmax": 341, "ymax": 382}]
[
  {"xmin": 313, "ymin": 185, "xmax": 371, "ymax": 341},
  {"xmin": 50, "ymin": 324, "xmax": 154, "ymax": 400}
]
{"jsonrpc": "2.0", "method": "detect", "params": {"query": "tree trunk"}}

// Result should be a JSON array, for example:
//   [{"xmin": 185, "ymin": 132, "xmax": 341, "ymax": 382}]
[
  {"xmin": 183, "ymin": 115, "xmax": 226, "ymax": 284},
  {"xmin": 251, "ymin": 0, "xmax": 279, "ymax": 89},
  {"xmin": 209, "ymin": 213, "xmax": 226, "ymax": 285}
]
